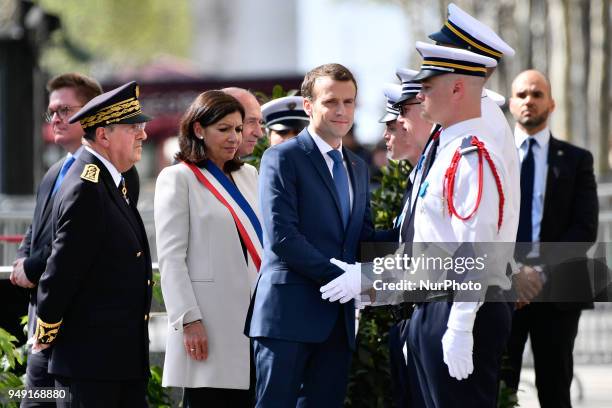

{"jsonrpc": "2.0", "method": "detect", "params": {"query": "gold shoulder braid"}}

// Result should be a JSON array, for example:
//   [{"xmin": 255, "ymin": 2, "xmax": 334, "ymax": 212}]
[
  {"xmin": 35, "ymin": 317, "xmax": 62, "ymax": 344},
  {"xmin": 81, "ymin": 164, "xmax": 100, "ymax": 183}
]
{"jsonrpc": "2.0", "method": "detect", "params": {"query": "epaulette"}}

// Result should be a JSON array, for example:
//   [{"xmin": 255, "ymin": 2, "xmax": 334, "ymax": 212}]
[
  {"xmin": 459, "ymin": 136, "xmax": 478, "ymax": 155},
  {"xmin": 80, "ymin": 164, "xmax": 100, "ymax": 183},
  {"xmin": 34, "ymin": 317, "xmax": 62, "ymax": 344}
]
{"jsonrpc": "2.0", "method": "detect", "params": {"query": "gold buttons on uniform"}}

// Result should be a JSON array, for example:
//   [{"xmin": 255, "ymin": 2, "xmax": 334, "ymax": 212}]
[
  {"xmin": 147, "ymin": 280, "xmax": 151, "ymax": 286},
  {"xmin": 136, "ymin": 251, "xmax": 142, "ymax": 257},
  {"xmin": 144, "ymin": 314, "xmax": 149, "ymax": 321}
]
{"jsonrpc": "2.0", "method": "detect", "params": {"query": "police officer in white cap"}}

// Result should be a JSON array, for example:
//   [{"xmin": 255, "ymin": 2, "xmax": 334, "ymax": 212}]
[
  {"xmin": 261, "ymin": 95, "xmax": 309, "ymax": 146},
  {"xmin": 405, "ymin": 41, "xmax": 518, "ymax": 408},
  {"xmin": 429, "ymin": 3, "xmax": 520, "ymax": 251}
]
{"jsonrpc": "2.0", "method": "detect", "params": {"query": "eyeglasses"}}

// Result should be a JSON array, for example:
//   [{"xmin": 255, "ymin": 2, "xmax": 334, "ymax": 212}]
[
  {"xmin": 43, "ymin": 105, "xmax": 82, "ymax": 123},
  {"xmin": 398, "ymin": 102, "xmax": 421, "ymax": 116}
]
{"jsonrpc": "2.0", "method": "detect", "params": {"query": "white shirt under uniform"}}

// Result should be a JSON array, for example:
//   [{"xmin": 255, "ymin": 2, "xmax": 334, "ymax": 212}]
[{"xmin": 412, "ymin": 117, "xmax": 518, "ymax": 332}]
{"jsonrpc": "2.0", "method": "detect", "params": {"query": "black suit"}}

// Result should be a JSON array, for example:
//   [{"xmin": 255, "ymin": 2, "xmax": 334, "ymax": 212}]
[
  {"xmin": 15, "ymin": 154, "xmax": 140, "ymax": 406},
  {"xmin": 35, "ymin": 150, "xmax": 151, "ymax": 406},
  {"xmin": 502, "ymin": 135, "xmax": 598, "ymax": 408}
]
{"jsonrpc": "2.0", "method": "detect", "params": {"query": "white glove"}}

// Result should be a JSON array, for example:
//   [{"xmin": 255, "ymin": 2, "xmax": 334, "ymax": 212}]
[
  {"xmin": 441, "ymin": 327, "xmax": 474, "ymax": 380},
  {"xmin": 320, "ymin": 258, "xmax": 361, "ymax": 304}
]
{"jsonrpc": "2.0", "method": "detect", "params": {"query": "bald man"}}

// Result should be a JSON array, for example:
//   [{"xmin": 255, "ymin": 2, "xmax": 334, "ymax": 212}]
[
  {"xmin": 501, "ymin": 70, "xmax": 598, "ymax": 408},
  {"xmin": 222, "ymin": 87, "xmax": 264, "ymax": 157}
]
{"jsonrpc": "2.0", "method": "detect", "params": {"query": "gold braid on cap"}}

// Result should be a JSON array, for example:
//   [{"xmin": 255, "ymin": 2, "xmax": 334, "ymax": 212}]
[
  {"xmin": 80, "ymin": 97, "xmax": 142, "ymax": 129},
  {"xmin": 34, "ymin": 317, "xmax": 62, "ymax": 344}
]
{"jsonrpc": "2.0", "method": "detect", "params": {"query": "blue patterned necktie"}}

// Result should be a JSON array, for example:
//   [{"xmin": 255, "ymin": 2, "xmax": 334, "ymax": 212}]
[
  {"xmin": 517, "ymin": 138, "xmax": 536, "ymax": 243},
  {"xmin": 51, "ymin": 155, "xmax": 76, "ymax": 196},
  {"xmin": 327, "ymin": 149, "xmax": 350, "ymax": 229}
]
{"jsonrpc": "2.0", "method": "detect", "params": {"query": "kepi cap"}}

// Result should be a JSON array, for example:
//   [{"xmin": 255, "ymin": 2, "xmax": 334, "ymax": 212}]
[{"xmin": 69, "ymin": 81, "xmax": 151, "ymax": 130}]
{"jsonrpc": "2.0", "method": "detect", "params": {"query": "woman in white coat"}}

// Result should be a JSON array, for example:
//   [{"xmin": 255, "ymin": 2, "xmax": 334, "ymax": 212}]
[{"xmin": 154, "ymin": 90, "xmax": 262, "ymax": 407}]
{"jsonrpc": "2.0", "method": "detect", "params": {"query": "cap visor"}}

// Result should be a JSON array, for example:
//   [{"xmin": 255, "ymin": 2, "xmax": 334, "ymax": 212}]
[
  {"xmin": 267, "ymin": 119, "xmax": 309, "ymax": 130},
  {"xmin": 412, "ymin": 69, "xmax": 447, "ymax": 82},
  {"xmin": 378, "ymin": 112, "xmax": 399, "ymax": 123},
  {"xmin": 428, "ymin": 30, "xmax": 458, "ymax": 47},
  {"xmin": 115, "ymin": 113, "xmax": 153, "ymax": 124},
  {"xmin": 391, "ymin": 93, "xmax": 420, "ymax": 109}
]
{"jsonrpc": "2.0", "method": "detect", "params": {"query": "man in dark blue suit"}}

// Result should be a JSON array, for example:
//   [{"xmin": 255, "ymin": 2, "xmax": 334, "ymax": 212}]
[{"xmin": 245, "ymin": 63, "xmax": 384, "ymax": 407}]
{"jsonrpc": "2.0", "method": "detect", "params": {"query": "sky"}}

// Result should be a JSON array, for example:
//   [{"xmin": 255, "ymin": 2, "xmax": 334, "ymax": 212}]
[{"xmin": 296, "ymin": 0, "xmax": 413, "ymax": 145}]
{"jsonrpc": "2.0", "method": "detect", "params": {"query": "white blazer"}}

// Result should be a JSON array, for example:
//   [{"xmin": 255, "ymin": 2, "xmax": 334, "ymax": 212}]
[{"xmin": 154, "ymin": 162, "xmax": 260, "ymax": 389}]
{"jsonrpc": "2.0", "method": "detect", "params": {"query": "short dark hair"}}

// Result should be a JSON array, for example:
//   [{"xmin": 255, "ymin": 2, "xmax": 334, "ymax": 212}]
[
  {"xmin": 300, "ymin": 63, "xmax": 357, "ymax": 100},
  {"xmin": 46, "ymin": 72, "xmax": 102, "ymax": 105},
  {"xmin": 175, "ymin": 90, "xmax": 245, "ymax": 172}
]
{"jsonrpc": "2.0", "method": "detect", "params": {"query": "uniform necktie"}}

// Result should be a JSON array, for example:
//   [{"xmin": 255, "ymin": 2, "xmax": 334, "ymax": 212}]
[
  {"xmin": 51, "ymin": 155, "xmax": 76, "ymax": 196},
  {"xmin": 327, "ymin": 149, "xmax": 350, "ymax": 229},
  {"xmin": 401, "ymin": 130, "xmax": 440, "ymax": 243},
  {"xmin": 517, "ymin": 138, "xmax": 536, "ymax": 243},
  {"xmin": 120, "ymin": 176, "xmax": 130, "ymax": 205}
]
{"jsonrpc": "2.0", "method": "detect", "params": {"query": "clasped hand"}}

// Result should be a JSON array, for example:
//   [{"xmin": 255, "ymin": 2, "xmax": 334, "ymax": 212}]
[{"xmin": 320, "ymin": 258, "xmax": 361, "ymax": 304}]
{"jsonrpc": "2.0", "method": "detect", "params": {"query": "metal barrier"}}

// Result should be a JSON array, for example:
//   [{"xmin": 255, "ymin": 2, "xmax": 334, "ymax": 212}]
[{"xmin": 521, "ymin": 302, "xmax": 612, "ymax": 367}]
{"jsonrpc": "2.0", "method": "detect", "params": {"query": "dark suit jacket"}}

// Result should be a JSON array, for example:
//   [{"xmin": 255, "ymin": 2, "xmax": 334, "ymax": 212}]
[
  {"xmin": 245, "ymin": 130, "xmax": 390, "ymax": 350},
  {"xmin": 36, "ymin": 150, "xmax": 152, "ymax": 380},
  {"xmin": 17, "ymin": 158, "xmax": 140, "ymax": 337},
  {"xmin": 539, "ymin": 135, "xmax": 598, "ymax": 310}
]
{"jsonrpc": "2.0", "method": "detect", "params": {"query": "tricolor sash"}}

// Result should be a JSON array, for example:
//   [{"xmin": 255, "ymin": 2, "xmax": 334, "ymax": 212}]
[{"xmin": 183, "ymin": 161, "xmax": 263, "ymax": 272}]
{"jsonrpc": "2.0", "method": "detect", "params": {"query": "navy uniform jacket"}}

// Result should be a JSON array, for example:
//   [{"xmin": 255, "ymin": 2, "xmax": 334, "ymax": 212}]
[
  {"xmin": 36, "ymin": 150, "xmax": 152, "ymax": 380},
  {"xmin": 245, "ymin": 130, "xmax": 394, "ymax": 350},
  {"xmin": 17, "ymin": 158, "xmax": 140, "ymax": 338}
]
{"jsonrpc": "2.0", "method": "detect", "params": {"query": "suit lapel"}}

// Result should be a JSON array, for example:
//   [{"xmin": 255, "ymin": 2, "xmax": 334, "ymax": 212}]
[
  {"xmin": 541, "ymin": 134, "xmax": 563, "ymax": 239},
  {"xmin": 32, "ymin": 161, "xmax": 62, "ymax": 244},
  {"xmin": 299, "ymin": 131, "xmax": 346, "ymax": 222},
  {"xmin": 102, "ymin": 169, "xmax": 143, "ymax": 243}
]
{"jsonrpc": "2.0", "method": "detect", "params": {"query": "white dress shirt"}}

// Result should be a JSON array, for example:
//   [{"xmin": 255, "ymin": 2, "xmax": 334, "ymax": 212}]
[
  {"xmin": 309, "ymin": 128, "xmax": 354, "ymax": 210},
  {"xmin": 412, "ymin": 117, "xmax": 516, "ymax": 332}
]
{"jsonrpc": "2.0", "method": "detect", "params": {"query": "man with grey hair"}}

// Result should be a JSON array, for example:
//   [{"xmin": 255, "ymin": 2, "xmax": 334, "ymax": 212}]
[{"xmin": 222, "ymin": 87, "xmax": 264, "ymax": 157}]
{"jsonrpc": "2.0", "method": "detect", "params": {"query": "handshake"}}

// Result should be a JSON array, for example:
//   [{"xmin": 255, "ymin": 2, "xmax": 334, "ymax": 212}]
[
  {"xmin": 320, "ymin": 258, "xmax": 475, "ymax": 381},
  {"xmin": 320, "ymin": 258, "xmax": 363, "ymax": 304}
]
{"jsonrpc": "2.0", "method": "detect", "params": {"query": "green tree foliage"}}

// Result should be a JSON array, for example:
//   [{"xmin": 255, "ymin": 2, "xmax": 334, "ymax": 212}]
[
  {"xmin": 38, "ymin": 0, "xmax": 192, "ymax": 75},
  {"xmin": 0, "ymin": 327, "xmax": 25, "ymax": 408},
  {"xmin": 147, "ymin": 365, "xmax": 172, "ymax": 408}
]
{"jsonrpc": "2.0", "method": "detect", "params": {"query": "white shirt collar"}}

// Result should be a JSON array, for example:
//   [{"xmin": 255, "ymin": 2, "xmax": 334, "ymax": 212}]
[
  {"xmin": 84, "ymin": 146, "xmax": 123, "ymax": 187},
  {"xmin": 309, "ymin": 126, "xmax": 344, "ymax": 159},
  {"xmin": 514, "ymin": 125, "xmax": 550, "ymax": 150}
]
